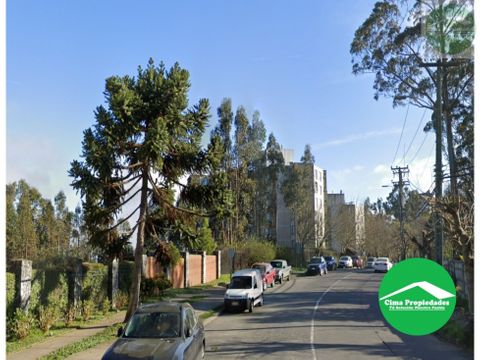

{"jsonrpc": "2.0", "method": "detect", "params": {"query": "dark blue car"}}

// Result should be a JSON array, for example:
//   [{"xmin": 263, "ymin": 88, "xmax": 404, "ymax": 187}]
[
  {"xmin": 306, "ymin": 256, "xmax": 328, "ymax": 276},
  {"xmin": 324, "ymin": 256, "xmax": 337, "ymax": 271}
]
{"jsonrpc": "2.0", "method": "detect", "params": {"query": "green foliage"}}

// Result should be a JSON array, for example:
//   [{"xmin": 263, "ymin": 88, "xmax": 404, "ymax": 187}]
[
  {"xmin": 141, "ymin": 276, "xmax": 172, "ymax": 298},
  {"xmin": 101, "ymin": 298, "xmax": 111, "ymax": 315},
  {"xmin": 7, "ymin": 309, "xmax": 36, "ymax": 341},
  {"xmin": 81, "ymin": 262, "xmax": 108, "ymax": 306},
  {"xmin": 191, "ymin": 218, "xmax": 216, "ymax": 254},
  {"xmin": 37, "ymin": 305, "xmax": 60, "ymax": 334},
  {"xmin": 69, "ymin": 59, "xmax": 231, "ymax": 318},
  {"xmin": 154, "ymin": 241, "xmax": 181, "ymax": 267},
  {"xmin": 113, "ymin": 290, "xmax": 129, "ymax": 309},
  {"xmin": 63, "ymin": 303, "xmax": 78, "ymax": 327},
  {"xmin": 6, "ymin": 272, "xmax": 15, "ymax": 318},
  {"xmin": 238, "ymin": 239, "xmax": 276, "ymax": 266},
  {"xmin": 6, "ymin": 180, "xmax": 77, "ymax": 262},
  {"xmin": 118, "ymin": 261, "xmax": 134, "ymax": 294},
  {"xmin": 81, "ymin": 300, "xmax": 95, "ymax": 322}
]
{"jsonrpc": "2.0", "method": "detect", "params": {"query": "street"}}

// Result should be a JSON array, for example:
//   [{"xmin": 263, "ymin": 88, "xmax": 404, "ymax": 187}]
[{"xmin": 205, "ymin": 270, "xmax": 472, "ymax": 360}]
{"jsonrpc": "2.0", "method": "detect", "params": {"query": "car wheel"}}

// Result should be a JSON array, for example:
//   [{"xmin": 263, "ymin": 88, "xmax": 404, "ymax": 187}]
[
  {"xmin": 263, "ymin": 283, "xmax": 267, "ymax": 291},
  {"xmin": 249, "ymin": 299, "xmax": 254, "ymax": 313},
  {"xmin": 279, "ymin": 276, "xmax": 283, "ymax": 284},
  {"xmin": 259, "ymin": 295, "xmax": 264, "ymax": 306},
  {"xmin": 201, "ymin": 342, "xmax": 205, "ymax": 359},
  {"xmin": 270, "ymin": 280, "xmax": 275, "ymax": 288}
]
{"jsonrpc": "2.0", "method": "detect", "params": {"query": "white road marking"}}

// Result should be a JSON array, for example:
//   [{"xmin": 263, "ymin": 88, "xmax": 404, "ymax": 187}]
[{"xmin": 310, "ymin": 273, "xmax": 354, "ymax": 360}]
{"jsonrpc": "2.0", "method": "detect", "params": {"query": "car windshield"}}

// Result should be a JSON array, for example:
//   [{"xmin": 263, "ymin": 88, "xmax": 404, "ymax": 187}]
[
  {"xmin": 310, "ymin": 258, "xmax": 322, "ymax": 264},
  {"xmin": 230, "ymin": 276, "xmax": 252, "ymax": 289},
  {"xmin": 271, "ymin": 261, "xmax": 283, "ymax": 268},
  {"xmin": 377, "ymin": 257, "xmax": 389, "ymax": 262},
  {"xmin": 124, "ymin": 312, "xmax": 180, "ymax": 339},
  {"xmin": 368, "ymin": 257, "xmax": 375, "ymax": 261},
  {"xmin": 324, "ymin": 256, "xmax": 333, "ymax": 261},
  {"xmin": 340, "ymin": 256, "xmax": 349, "ymax": 260},
  {"xmin": 252, "ymin": 265, "xmax": 266, "ymax": 274}
]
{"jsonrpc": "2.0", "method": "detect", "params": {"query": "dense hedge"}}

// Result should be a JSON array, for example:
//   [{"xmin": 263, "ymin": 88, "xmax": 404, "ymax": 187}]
[
  {"xmin": 82, "ymin": 263, "xmax": 108, "ymax": 307},
  {"xmin": 30, "ymin": 269, "xmax": 69, "ymax": 313},
  {"xmin": 118, "ymin": 261, "xmax": 134, "ymax": 295},
  {"xmin": 6, "ymin": 272, "xmax": 15, "ymax": 318}
]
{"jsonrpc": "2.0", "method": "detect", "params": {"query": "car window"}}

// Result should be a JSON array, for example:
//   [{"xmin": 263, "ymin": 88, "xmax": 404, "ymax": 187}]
[
  {"xmin": 310, "ymin": 258, "xmax": 322, "ymax": 264},
  {"xmin": 124, "ymin": 312, "xmax": 180, "ymax": 338},
  {"xmin": 230, "ymin": 276, "xmax": 252, "ymax": 289},
  {"xmin": 340, "ymin": 256, "xmax": 349, "ymax": 260},
  {"xmin": 325, "ymin": 256, "xmax": 333, "ymax": 261},
  {"xmin": 252, "ymin": 265, "xmax": 266, "ymax": 274},
  {"xmin": 184, "ymin": 308, "xmax": 196, "ymax": 336},
  {"xmin": 271, "ymin": 261, "xmax": 283, "ymax": 268}
]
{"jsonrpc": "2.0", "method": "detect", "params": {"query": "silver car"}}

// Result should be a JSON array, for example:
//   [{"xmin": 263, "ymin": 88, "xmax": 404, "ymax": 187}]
[{"xmin": 102, "ymin": 302, "xmax": 205, "ymax": 360}]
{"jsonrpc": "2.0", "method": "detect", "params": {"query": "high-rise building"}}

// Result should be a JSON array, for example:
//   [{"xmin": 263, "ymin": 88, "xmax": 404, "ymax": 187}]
[{"xmin": 276, "ymin": 158, "xmax": 327, "ymax": 253}]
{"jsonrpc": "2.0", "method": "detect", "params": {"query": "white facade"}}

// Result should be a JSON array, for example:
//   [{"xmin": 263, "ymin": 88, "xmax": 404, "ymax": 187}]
[{"xmin": 276, "ymin": 162, "xmax": 327, "ymax": 250}]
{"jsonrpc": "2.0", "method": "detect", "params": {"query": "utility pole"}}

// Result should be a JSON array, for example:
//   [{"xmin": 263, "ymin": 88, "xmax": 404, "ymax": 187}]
[
  {"xmin": 420, "ymin": 60, "xmax": 447, "ymax": 265},
  {"xmin": 391, "ymin": 166, "xmax": 410, "ymax": 260}
]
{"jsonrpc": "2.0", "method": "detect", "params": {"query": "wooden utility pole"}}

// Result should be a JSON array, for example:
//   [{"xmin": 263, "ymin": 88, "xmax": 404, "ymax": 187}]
[{"xmin": 391, "ymin": 166, "xmax": 410, "ymax": 260}]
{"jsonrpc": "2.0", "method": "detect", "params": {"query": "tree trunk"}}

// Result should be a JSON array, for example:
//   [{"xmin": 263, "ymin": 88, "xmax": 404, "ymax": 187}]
[
  {"xmin": 462, "ymin": 243, "xmax": 474, "ymax": 315},
  {"xmin": 124, "ymin": 171, "xmax": 149, "ymax": 322},
  {"xmin": 443, "ymin": 69, "xmax": 458, "ymax": 197}
]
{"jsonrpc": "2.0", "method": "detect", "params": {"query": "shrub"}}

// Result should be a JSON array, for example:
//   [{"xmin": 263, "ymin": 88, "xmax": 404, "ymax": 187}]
[
  {"xmin": 113, "ymin": 291, "xmax": 129, "ymax": 310},
  {"xmin": 8, "ymin": 309, "xmax": 35, "ymax": 340},
  {"xmin": 37, "ymin": 305, "xmax": 60, "ymax": 333},
  {"xmin": 154, "ymin": 241, "xmax": 181, "ymax": 267},
  {"xmin": 64, "ymin": 303, "xmax": 79, "ymax": 327},
  {"xmin": 239, "ymin": 239, "xmax": 276, "ymax": 266},
  {"xmin": 118, "ymin": 261, "xmax": 134, "ymax": 295},
  {"xmin": 101, "ymin": 298, "xmax": 111, "ymax": 315},
  {"xmin": 6, "ymin": 272, "xmax": 15, "ymax": 319},
  {"xmin": 82, "ymin": 263, "xmax": 108, "ymax": 307},
  {"xmin": 141, "ymin": 276, "xmax": 172, "ymax": 298},
  {"xmin": 81, "ymin": 300, "xmax": 95, "ymax": 321}
]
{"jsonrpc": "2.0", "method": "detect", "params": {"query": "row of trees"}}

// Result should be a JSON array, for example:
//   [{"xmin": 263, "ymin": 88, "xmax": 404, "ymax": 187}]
[
  {"xmin": 352, "ymin": 0, "xmax": 473, "ymax": 312},
  {"xmin": 6, "ymin": 180, "xmax": 80, "ymax": 262}
]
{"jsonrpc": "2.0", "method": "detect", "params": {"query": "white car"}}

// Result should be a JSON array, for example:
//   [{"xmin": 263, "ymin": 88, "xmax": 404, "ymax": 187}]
[
  {"xmin": 338, "ymin": 256, "xmax": 353, "ymax": 268},
  {"xmin": 224, "ymin": 269, "xmax": 264, "ymax": 313},
  {"xmin": 373, "ymin": 257, "xmax": 393, "ymax": 272}
]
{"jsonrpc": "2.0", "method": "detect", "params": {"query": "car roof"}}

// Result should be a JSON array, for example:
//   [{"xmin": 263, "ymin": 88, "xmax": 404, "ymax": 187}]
[
  {"xmin": 270, "ymin": 259, "xmax": 285, "ymax": 262},
  {"xmin": 233, "ymin": 269, "xmax": 261, "ymax": 277},
  {"xmin": 252, "ymin": 262, "xmax": 271, "ymax": 267},
  {"xmin": 135, "ymin": 301, "xmax": 189, "ymax": 314}
]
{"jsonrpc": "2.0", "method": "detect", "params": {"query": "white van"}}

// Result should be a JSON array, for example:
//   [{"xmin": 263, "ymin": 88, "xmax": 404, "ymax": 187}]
[{"xmin": 224, "ymin": 269, "xmax": 264, "ymax": 312}]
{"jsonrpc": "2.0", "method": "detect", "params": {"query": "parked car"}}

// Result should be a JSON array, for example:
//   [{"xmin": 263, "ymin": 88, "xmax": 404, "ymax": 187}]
[
  {"xmin": 270, "ymin": 259, "xmax": 291, "ymax": 284},
  {"xmin": 306, "ymin": 256, "xmax": 328, "ymax": 276},
  {"xmin": 102, "ymin": 302, "xmax": 205, "ymax": 360},
  {"xmin": 338, "ymin": 256, "xmax": 353, "ymax": 268},
  {"xmin": 366, "ymin": 256, "xmax": 377, "ymax": 268},
  {"xmin": 224, "ymin": 269, "xmax": 264, "ymax": 312},
  {"xmin": 351, "ymin": 255, "xmax": 364, "ymax": 269},
  {"xmin": 252, "ymin": 262, "xmax": 276, "ymax": 290},
  {"xmin": 374, "ymin": 257, "xmax": 393, "ymax": 273},
  {"xmin": 324, "ymin": 256, "xmax": 337, "ymax": 271}
]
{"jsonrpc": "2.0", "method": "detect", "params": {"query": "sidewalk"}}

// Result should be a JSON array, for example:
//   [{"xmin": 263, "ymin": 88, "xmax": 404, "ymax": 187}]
[
  {"xmin": 67, "ymin": 287, "xmax": 226, "ymax": 360},
  {"xmin": 7, "ymin": 311, "xmax": 127, "ymax": 360},
  {"xmin": 7, "ymin": 287, "xmax": 226, "ymax": 360}
]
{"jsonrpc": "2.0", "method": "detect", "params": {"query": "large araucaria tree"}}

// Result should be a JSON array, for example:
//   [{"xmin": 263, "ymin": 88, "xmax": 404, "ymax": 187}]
[{"xmin": 70, "ymin": 59, "xmax": 230, "ymax": 321}]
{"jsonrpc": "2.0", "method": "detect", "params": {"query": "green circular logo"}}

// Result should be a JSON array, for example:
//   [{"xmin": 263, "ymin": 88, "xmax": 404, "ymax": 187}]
[{"xmin": 378, "ymin": 258, "xmax": 456, "ymax": 336}]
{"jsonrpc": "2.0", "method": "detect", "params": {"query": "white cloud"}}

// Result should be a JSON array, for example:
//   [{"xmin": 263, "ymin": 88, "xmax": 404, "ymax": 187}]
[{"xmin": 314, "ymin": 128, "xmax": 402, "ymax": 149}]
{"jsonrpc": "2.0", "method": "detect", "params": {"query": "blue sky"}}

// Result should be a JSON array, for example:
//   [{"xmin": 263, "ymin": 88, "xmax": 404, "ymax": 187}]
[{"xmin": 7, "ymin": 0, "xmax": 435, "ymax": 211}]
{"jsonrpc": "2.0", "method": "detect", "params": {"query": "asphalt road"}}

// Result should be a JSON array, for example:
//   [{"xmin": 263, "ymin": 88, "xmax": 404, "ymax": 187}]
[{"xmin": 205, "ymin": 269, "xmax": 472, "ymax": 360}]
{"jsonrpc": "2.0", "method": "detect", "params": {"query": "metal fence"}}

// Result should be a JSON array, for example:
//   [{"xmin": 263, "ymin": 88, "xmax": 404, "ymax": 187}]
[{"xmin": 444, "ymin": 259, "xmax": 467, "ymax": 300}]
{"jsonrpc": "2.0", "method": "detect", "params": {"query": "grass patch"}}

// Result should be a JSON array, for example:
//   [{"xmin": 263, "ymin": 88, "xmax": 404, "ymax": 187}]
[
  {"xmin": 39, "ymin": 323, "xmax": 122, "ymax": 360},
  {"xmin": 7, "ymin": 310, "xmax": 122, "ymax": 354},
  {"xmin": 200, "ymin": 304, "xmax": 224, "ymax": 320}
]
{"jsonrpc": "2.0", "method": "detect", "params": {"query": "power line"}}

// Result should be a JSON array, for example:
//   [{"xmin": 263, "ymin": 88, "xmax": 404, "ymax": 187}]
[
  {"xmin": 403, "ymin": 108, "xmax": 428, "ymax": 163},
  {"xmin": 408, "ymin": 132, "xmax": 429, "ymax": 164},
  {"xmin": 392, "ymin": 104, "xmax": 410, "ymax": 165}
]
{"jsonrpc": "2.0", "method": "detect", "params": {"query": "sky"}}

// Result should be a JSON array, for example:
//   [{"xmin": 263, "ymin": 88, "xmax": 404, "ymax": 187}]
[{"xmin": 7, "ymin": 0, "xmax": 436, "ymax": 212}]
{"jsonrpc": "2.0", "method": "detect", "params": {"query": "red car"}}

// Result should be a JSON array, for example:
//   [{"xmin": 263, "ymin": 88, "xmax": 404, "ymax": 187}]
[
  {"xmin": 351, "ymin": 255, "xmax": 364, "ymax": 269},
  {"xmin": 251, "ymin": 263, "xmax": 276, "ymax": 290}
]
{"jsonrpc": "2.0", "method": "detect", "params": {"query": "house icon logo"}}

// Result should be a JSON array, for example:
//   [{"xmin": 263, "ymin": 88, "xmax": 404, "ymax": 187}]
[{"xmin": 378, "ymin": 259, "xmax": 456, "ymax": 336}]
